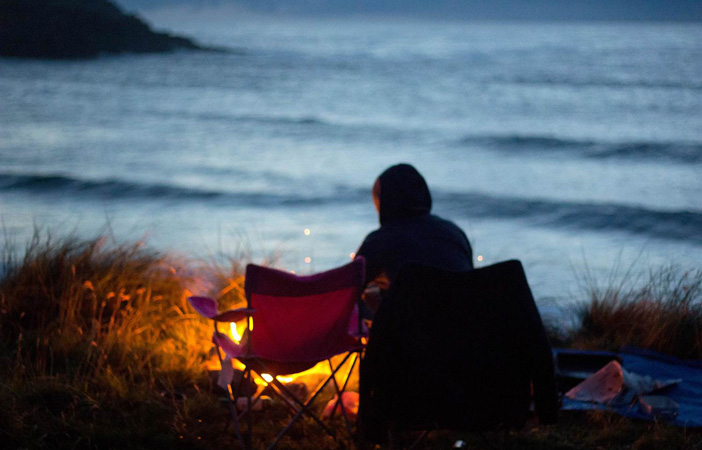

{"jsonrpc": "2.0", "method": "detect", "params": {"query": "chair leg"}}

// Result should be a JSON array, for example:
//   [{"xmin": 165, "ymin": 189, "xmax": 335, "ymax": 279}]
[
  {"xmin": 214, "ymin": 341, "xmax": 245, "ymax": 447},
  {"xmin": 262, "ymin": 353, "xmax": 354, "ymax": 449},
  {"xmin": 268, "ymin": 376, "xmax": 336, "ymax": 437},
  {"xmin": 236, "ymin": 380, "xmax": 267, "ymax": 421},
  {"xmin": 327, "ymin": 351, "xmax": 360, "ymax": 439},
  {"xmin": 328, "ymin": 353, "xmax": 355, "ymax": 418},
  {"xmin": 245, "ymin": 368, "xmax": 253, "ymax": 450},
  {"xmin": 264, "ymin": 378, "xmax": 306, "ymax": 415},
  {"xmin": 225, "ymin": 385, "xmax": 245, "ymax": 442},
  {"xmin": 258, "ymin": 354, "xmax": 351, "ymax": 418},
  {"xmin": 407, "ymin": 430, "xmax": 429, "ymax": 450}
]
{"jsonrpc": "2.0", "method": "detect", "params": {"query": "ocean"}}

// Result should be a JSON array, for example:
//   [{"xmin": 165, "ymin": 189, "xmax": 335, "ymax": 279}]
[{"xmin": 1, "ymin": 16, "xmax": 701, "ymax": 314}]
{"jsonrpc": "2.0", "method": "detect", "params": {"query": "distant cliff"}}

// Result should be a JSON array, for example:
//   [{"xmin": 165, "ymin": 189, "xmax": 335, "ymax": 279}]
[{"xmin": 0, "ymin": 0, "xmax": 206, "ymax": 59}]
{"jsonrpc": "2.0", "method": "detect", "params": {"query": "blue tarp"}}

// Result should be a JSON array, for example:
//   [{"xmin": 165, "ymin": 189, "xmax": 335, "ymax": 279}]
[{"xmin": 561, "ymin": 347, "xmax": 702, "ymax": 427}]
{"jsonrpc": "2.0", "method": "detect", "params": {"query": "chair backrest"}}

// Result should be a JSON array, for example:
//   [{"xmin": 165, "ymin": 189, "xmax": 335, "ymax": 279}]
[
  {"xmin": 243, "ymin": 258, "xmax": 365, "ymax": 363},
  {"xmin": 360, "ymin": 260, "xmax": 557, "ymax": 439}
]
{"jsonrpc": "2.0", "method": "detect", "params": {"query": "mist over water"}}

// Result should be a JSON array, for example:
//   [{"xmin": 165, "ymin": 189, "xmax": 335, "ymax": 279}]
[{"xmin": 1, "ymin": 16, "xmax": 701, "ymax": 310}]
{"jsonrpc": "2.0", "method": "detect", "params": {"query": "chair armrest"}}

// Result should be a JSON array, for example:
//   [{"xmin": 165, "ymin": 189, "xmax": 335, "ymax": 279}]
[
  {"xmin": 213, "ymin": 308, "xmax": 256, "ymax": 323},
  {"xmin": 188, "ymin": 296, "xmax": 255, "ymax": 322},
  {"xmin": 188, "ymin": 296, "xmax": 219, "ymax": 319}
]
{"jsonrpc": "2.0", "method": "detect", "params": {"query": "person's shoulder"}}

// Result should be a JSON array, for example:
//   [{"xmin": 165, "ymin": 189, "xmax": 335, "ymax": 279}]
[
  {"xmin": 429, "ymin": 214, "xmax": 471, "ymax": 239},
  {"xmin": 428, "ymin": 214, "xmax": 461, "ymax": 229},
  {"xmin": 362, "ymin": 227, "xmax": 383, "ymax": 240},
  {"xmin": 358, "ymin": 222, "xmax": 409, "ymax": 254},
  {"xmin": 357, "ymin": 228, "xmax": 383, "ymax": 250}
]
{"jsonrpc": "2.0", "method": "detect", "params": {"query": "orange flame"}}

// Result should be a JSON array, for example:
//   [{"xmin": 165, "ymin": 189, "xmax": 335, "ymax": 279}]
[{"xmin": 230, "ymin": 322, "xmax": 242, "ymax": 343}]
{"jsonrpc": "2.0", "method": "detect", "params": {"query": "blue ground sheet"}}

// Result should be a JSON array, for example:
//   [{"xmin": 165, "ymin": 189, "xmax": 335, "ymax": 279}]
[{"xmin": 560, "ymin": 347, "xmax": 702, "ymax": 427}]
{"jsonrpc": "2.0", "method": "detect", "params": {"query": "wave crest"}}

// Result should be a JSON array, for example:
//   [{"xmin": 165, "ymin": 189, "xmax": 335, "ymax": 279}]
[
  {"xmin": 457, "ymin": 135, "xmax": 702, "ymax": 163},
  {"xmin": 2, "ymin": 172, "xmax": 699, "ymax": 244}
]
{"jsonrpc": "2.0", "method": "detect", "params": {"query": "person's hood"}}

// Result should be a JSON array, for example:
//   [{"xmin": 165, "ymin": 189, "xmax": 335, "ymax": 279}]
[{"xmin": 378, "ymin": 164, "xmax": 432, "ymax": 225}]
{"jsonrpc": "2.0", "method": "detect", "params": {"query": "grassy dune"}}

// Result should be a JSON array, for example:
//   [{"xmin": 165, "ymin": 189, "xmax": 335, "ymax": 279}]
[
  {"xmin": 559, "ymin": 266, "xmax": 702, "ymax": 359},
  {"xmin": 1, "ymin": 233, "xmax": 701, "ymax": 449}
]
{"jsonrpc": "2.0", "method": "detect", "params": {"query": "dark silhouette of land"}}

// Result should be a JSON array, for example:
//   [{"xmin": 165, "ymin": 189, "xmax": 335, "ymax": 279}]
[{"xmin": 0, "ymin": 0, "xmax": 208, "ymax": 59}]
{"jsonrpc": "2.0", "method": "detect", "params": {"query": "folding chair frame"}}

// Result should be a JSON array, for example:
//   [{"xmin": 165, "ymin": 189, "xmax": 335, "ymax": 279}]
[
  {"xmin": 189, "ymin": 259, "xmax": 366, "ymax": 450},
  {"xmin": 213, "ymin": 318, "xmax": 363, "ymax": 450},
  {"xmin": 203, "ymin": 268, "xmax": 366, "ymax": 449}
]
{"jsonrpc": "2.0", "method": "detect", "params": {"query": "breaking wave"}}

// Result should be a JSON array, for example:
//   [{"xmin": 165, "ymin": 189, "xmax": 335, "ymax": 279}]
[
  {"xmin": 436, "ymin": 191, "xmax": 702, "ymax": 245},
  {"xmin": 0, "ymin": 172, "xmax": 364, "ymax": 207},
  {"xmin": 457, "ymin": 135, "xmax": 702, "ymax": 163},
  {"xmin": 146, "ymin": 109, "xmax": 328, "ymax": 127},
  {"xmin": 2, "ymin": 172, "xmax": 700, "ymax": 244}
]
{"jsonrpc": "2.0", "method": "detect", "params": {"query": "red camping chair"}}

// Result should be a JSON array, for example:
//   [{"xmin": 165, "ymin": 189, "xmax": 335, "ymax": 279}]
[{"xmin": 188, "ymin": 258, "xmax": 367, "ymax": 450}]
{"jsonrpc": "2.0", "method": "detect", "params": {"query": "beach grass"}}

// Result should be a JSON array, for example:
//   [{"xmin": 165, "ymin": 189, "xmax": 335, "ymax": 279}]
[
  {"xmin": 558, "ymin": 266, "xmax": 702, "ymax": 359},
  {"xmin": 0, "ymin": 231, "xmax": 219, "ymax": 448},
  {"xmin": 2, "ymin": 233, "xmax": 702, "ymax": 449}
]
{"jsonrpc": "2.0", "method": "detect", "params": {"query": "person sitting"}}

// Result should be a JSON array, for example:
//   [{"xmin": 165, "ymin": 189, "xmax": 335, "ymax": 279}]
[
  {"xmin": 355, "ymin": 163, "xmax": 474, "ymax": 315},
  {"xmin": 356, "ymin": 165, "xmax": 558, "ymax": 445},
  {"xmin": 358, "ymin": 261, "xmax": 559, "ymax": 444}
]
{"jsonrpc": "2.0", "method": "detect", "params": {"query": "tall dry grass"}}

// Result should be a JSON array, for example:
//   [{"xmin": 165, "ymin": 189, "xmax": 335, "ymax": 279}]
[
  {"xmin": 0, "ymin": 231, "xmax": 256, "ymax": 448},
  {"xmin": 0, "ymin": 231, "xmax": 223, "ymax": 384},
  {"xmin": 0, "ymin": 231, "xmax": 346, "ymax": 449},
  {"xmin": 567, "ymin": 266, "xmax": 702, "ymax": 359}
]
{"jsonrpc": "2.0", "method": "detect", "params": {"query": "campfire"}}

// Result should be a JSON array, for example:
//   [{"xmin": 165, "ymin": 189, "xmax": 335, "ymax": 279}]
[{"xmin": 205, "ymin": 315, "xmax": 357, "ymax": 392}]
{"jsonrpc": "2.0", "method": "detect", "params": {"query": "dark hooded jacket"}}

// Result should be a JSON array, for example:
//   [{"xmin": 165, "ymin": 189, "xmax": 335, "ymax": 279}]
[{"xmin": 356, "ymin": 164, "xmax": 474, "ymax": 288}]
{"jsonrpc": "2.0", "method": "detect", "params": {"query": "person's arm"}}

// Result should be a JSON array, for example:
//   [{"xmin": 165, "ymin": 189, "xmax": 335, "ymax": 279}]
[
  {"xmin": 361, "ymin": 272, "xmax": 390, "ymax": 314},
  {"xmin": 356, "ymin": 234, "xmax": 389, "ymax": 316},
  {"xmin": 356, "ymin": 238, "xmax": 379, "ymax": 285}
]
